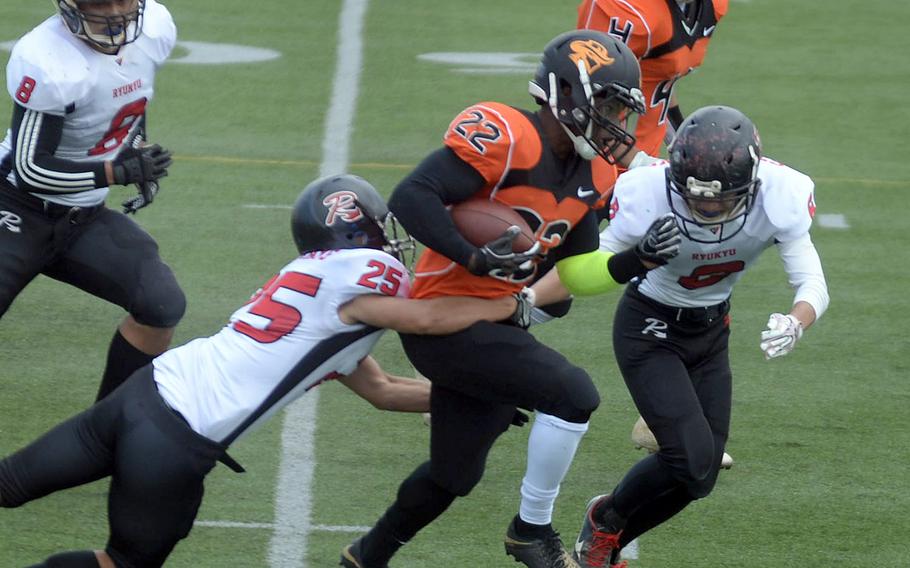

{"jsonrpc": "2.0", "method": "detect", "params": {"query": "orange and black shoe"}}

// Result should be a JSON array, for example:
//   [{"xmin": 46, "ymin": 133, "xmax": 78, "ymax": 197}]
[
  {"xmin": 504, "ymin": 516, "xmax": 580, "ymax": 568},
  {"xmin": 340, "ymin": 537, "xmax": 388, "ymax": 568},
  {"xmin": 573, "ymin": 495, "xmax": 627, "ymax": 568}
]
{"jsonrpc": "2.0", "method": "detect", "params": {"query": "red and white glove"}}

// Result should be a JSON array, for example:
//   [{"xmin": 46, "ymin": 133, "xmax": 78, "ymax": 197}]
[{"xmin": 760, "ymin": 313, "xmax": 803, "ymax": 360}]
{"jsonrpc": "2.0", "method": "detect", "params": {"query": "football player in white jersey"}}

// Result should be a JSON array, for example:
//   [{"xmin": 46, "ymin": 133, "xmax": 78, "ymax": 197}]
[
  {"xmin": 0, "ymin": 0, "xmax": 182, "ymax": 403},
  {"xmin": 0, "ymin": 174, "xmax": 534, "ymax": 568},
  {"xmin": 571, "ymin": 106, "xmax": 830, "ymax": 568}
]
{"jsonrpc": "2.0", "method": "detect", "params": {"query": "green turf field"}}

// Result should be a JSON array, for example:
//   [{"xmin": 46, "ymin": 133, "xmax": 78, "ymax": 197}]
[{"xmin": 1, "ymin": 0, "xmax": 909, "ymax": 566}]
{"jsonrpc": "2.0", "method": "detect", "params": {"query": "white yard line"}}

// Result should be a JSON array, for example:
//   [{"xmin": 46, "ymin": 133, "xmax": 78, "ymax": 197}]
[
  {"xmin": 817, "ymin": 213, "xmax": 850, "ymax": 229},
  {"xmin": 197, "ymin": 520, "xmax": 371, "ymax": 533},
  {"xmin": 266, "ymin": 1, "xmax": 369, "ymax": 567}
]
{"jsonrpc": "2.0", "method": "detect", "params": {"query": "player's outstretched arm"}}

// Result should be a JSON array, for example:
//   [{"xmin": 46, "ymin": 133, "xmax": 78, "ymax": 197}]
[
  {"xmin": 338, "ymin": 356, "xmax": 430, "ymax": 413},
  {"xmin": 339, "ymin": 293, "xmax": 526, "ymax": 335}
]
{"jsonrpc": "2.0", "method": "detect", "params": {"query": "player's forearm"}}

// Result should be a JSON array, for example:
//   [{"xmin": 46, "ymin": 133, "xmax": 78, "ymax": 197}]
[
  {"xmin": 405, "ymin": 295, "xmax": 518, "ymax": 334},
  {"xmin": 789, "ymin": 301, "xmax": 817, "ymax": 331},
  {"xmin": 12, "ymin": 105, "xmax": 107, "ymax": 192},
  {"xmin": 530, "ymin": 268, "xmax": 572, "ymax": 306},
  {"xmin": 778, "ymin": 234, "xmax": 829, "ymax": 320},
  {"xmin": 340, "ymin": 358, "xmax": 430, "ymax": 412},
  {"xmin": 556, "ymin": 249, "xmax": 640, "ymax": 296},
  {"xmin": 388, "ymin": 148, "xmax": 484, "ymax": 267}
]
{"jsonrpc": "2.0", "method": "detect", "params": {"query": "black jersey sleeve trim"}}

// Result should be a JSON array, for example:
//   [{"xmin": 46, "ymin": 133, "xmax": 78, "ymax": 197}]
[{"xmin": 11, "ymin": 104, "xmax": 107, "ymax": 194}]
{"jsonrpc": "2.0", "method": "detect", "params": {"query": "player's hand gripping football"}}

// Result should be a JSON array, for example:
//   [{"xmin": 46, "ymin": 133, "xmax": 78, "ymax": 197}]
[
  {"xmin": 635, "ymin": 214, "xmax": 682, "ymax": 266},
  {"xmin": 760, "ymin": 313, "xmax": 803, "ymax": 360},
  {"xmin": 468, "ymin": 226, "xmax": 541, "ymax": 278}
]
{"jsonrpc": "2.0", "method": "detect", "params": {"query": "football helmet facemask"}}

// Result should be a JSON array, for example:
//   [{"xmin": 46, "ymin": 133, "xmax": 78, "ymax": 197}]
[
  {"xmin": 57, "ymin": 0, "xmax": 146, "ymax": 52},
  {"xmin": 666, "ymin": 105, "xmax": 762, "ymax": 243},
  {"xmin": 529, "ymin": 30, "xmax": 645, "ymax": 163},
  {"xmin": 291, "ymin": 174, "xmax": 415, "ymax": 265}
]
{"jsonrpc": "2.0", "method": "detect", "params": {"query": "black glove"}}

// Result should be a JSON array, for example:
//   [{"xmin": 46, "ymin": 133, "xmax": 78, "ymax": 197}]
[
  {"xmin": 111, "ymin": 144, "xmax": 172, "ymax": 186},
  {"xmin": 121, "ymin": 180, "xmax": 159, "ymax": 214},
  {"xmin": 634, "ymin": 214, "xmax": 681, "ymax": 265},
  {"xmin": 467, "ymin": 226, "xmax": 541, "ymax": 277},
  {"xmin": 511, "ymin": 409, "xmax": 531, "ymax": 427}
]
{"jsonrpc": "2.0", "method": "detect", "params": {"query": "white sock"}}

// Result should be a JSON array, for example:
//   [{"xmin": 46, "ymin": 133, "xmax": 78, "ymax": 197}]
[{"xmin": 519, "ymin": 412, "xmax": 589, "ymax": 525}]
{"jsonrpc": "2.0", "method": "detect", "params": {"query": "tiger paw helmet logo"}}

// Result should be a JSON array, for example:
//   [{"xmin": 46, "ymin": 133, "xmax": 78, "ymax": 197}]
[
  {"xmin": 569, "ymin": 39, "xmax": 615, "ymax": 73},
  {"xmin": 322, "ymin": 191, "xmax": 364, "ymax": 225}
]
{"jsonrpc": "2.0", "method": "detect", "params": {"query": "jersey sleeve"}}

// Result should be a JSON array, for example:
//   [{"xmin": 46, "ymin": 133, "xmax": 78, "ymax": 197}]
[
  {"xmin": 599, "ymin": 168, "xmax": 662, "ymax": 252},
  {"xmin": 6, "ymin": 34, "xmax": 90, "ymax": 114},
  {"xmin": 759, "ymin": 161, "xmax": 816, "ymax": 243},
  {"xmin": 577, "ymin": 0, "xmax": 652, "ymax": 58},
  {"xmin": 442, "ymin": 103, "xmax": 521, "ymax": 187}
]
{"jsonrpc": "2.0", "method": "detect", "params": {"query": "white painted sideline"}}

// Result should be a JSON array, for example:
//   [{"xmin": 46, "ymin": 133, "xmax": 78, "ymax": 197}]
[{"xmin": 266, "ymin": 1, "xmax": 369, "ymax": 567}]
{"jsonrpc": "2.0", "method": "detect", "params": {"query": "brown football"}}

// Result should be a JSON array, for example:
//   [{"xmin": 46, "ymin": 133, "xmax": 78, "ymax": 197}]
[{"xmin": 450, "ymin": 199, "xmax": 536, "ymax": 252}]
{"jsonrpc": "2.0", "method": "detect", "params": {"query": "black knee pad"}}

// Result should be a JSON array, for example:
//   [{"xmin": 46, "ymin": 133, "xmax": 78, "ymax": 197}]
[
  {"xmin": 132, "ymin": 284, "xmax": 186, "ymax": 328},
  {"xmin": 538, "ymin": 367, "xmax": 600, "ymax": 423},
  {"xmin": 686, "ymin": 466, "xmax": 720, "ymax": 499}
]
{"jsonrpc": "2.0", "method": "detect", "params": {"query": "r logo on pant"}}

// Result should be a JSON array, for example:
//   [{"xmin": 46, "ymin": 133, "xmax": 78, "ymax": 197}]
[
  {"xmin": 0, "ymin": 210, "xmax": 22, "ymax": 233},
  {"xmin": 642, "ymin": 317, "xmax": 668, "ymax": 339}
]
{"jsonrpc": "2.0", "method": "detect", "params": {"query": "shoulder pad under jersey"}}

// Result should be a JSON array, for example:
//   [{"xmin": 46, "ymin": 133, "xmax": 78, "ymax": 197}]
[
  {"xmin": 134, "ymin": 0, "xmax": 177, "ymax": 64},
  {"xmin": 443, "ymin": 102, "xmax": 538, "ymax": 186},
  {"xmin": 6, "ymin": 18, "xmax": 92, "ymax": 114},
  {"xmin": 757, "ymin": 158, "xmax": 815, "ymax": 242}
]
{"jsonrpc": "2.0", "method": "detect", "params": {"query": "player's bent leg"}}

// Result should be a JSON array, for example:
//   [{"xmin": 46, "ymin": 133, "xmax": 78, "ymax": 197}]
[
  {"xmin": 0, "ymin": 407, "xmax": 115, "ymax": 509},
  {"xmin": 351, "ymin": 461, "xmax": 457, "ymax": 567},
  {"xmin": 105, "ymin": 371, "xmax": 220, "ymax": 567}
]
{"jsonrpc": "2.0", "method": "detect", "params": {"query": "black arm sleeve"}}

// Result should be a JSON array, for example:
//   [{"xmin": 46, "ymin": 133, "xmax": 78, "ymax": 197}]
[
  {"xmin": 388, "ymin": 147, "xmax": 487, "ymax": 267},
  {"xmin": 551, "ymin": 210, "xmax": 600, "ymax": 263},
  {"xmin": 10, "ymin": 103, "xmax": 108, "ymax": 194},
  {"xmin": 607, "ymin": 248, "xmax": 649, "ymax": 284}
]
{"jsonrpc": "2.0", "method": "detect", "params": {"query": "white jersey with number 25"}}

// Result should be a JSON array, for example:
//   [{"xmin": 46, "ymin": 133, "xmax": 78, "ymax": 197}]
[{"xmin": 153, "ymin": 248, "xmax": 410, "ymax": 445}]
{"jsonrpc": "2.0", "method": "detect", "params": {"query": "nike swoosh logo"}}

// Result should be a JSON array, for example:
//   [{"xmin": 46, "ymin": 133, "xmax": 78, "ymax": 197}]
[
  {"xmin": 577, "ymin": 186, "xmax": 596, "ymax": 198},
  {"xmin": 703, "ymin": 25, "xmax": 716, "ymax": 36}
]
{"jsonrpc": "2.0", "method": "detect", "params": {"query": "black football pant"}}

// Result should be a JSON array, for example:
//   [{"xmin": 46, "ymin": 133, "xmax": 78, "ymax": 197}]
[
  {"xmin": 0, "ymin": 185, "xmax": 185, "ymax": 328},
  {"xmin": 361, "ymin": 320, "xmax": 599, "ymax": 556},
  {"xmin": 0, "ymin": 367, "xmax": 226, "ymax": 567},
  {"xmin": 609, "ymin": 285, "xmax": 732, "ymax": 544}
]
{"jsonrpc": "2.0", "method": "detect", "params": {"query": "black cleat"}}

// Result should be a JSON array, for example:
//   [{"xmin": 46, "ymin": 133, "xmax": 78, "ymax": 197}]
[
  {"xmin": 504, "ymin": 516, "xmax": 580, "ymax": 568},
  {"xmin": 340, "ymin": 537, "xmax": 388, "ymax": 568}
]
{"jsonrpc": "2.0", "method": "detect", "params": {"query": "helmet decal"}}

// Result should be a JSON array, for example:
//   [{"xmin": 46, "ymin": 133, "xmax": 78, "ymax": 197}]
[
  {"xmin": 322, "ymin": 191, "xmax": 364, "ymax": 225},
  {"xmin": 568, "ymin": 39, "xmax": 615, "ymax": 74}
]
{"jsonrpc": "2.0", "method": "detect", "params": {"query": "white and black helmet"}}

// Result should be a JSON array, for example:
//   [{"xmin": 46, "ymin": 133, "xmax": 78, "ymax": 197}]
[
  {"xmin": 667, "ymin": 105, "xmax": 763, "ymax": 243},
  {"xmin": 291, "ymin": 174, "xmax": 415, "ymax": 263}
]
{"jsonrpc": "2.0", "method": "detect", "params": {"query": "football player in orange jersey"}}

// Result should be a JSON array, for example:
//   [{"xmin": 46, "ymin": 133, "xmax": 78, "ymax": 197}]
[
  {"xmin": 341, "ymin": 30, "xmax": 683, "ymax": 568},
  {"xmin": 578, "ymin": 0, "xmax": 728, "ymax": 173}
]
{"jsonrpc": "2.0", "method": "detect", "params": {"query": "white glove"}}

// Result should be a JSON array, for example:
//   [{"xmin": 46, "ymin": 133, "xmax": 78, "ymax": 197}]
[
  {"xmin": 760, "ymin": 313, "xmax": 803, "ymax": 360},
  {"xmin": 628, "ymin": 150, "xmax": 662, "ymax": 169}
]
